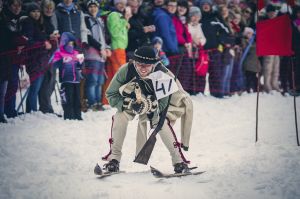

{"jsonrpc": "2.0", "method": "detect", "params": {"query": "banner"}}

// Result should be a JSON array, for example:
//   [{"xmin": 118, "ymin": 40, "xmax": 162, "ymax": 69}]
[{"xmin": 256, "ymin": 15, "xmax": 294, "ymax": 56}]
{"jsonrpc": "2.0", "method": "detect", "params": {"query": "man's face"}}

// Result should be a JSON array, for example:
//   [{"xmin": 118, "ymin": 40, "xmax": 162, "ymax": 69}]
[
  {"xmin": 9, "ymin": 1, "xmax": 22, "ymax": 15},
  {"xmin": 128, "ymin": 0, "xmax": 139, "ymax": 14},
  {"xmin": 135, "ymin": 61, "xmax": 154, "ymax": 78}
]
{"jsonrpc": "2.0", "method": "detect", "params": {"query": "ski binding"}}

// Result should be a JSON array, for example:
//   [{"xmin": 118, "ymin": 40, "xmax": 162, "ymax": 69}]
[{"xmin": 94, "ymin": 163, "xmax": 124, "ymax": 179}]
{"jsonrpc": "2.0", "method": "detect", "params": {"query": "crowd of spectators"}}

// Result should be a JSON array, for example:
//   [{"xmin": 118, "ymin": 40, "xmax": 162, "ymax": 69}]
[{"xmin": 0, "ymin": 0, "xmax": 299, "ymax": 123}]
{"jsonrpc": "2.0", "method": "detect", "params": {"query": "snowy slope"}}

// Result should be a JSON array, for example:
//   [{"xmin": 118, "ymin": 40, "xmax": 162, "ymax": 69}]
[{"xmin": 0, "ymin": 93, "xmax": 300, "ymax": 199}]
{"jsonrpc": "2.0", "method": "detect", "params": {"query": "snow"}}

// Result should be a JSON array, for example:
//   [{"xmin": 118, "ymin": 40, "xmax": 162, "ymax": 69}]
[{"xmin": 1, "ymin": 93, "xmax": 300, "ymax": 199}]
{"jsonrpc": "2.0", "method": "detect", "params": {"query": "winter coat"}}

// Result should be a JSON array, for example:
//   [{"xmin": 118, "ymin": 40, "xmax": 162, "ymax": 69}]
[
  {"xmin": 84, "ymin": 14, "xmax": 107, "ymax": 62},
  {"xmin": 107, "ymin": 11, "xmax": 129, "ymax": 50},
  {"xmin": 53, "ymin": 3, "xmax": 88, "ymax": 43},
  {"xmin": 152, "ymin": 8, "xmax": 179, "ymax": 55},
  {"xmin": 43, "ymin": 15, "xmax": 55, "ymax": 36},
  {"xmin": 201, "ymin": 11, "xmax": 234, "ymax": 50},
  {"xmin": 172, "ymin": 15, "xmax": 192, "ymax": 46},
  {"xmin": 188, "ymin": 23, "xmax": 206, "ymax": 47},
  {"xmin": 19, "ymin": 16, "xmax": 49, "ymax": 76},
  {"xmin": 127, "ymin": 11, "xmax": 153, "ymax": 52},
  {"xmin": 52, "ymin": 33, "xmax": 83, "ymax": 83},
  {"xmin": 0, "ymin": 8, "xmax": 24, "ymax": 81},
  {"xmin": 242, "ymin": 41, "xmax": 261, "ymax": 73}
]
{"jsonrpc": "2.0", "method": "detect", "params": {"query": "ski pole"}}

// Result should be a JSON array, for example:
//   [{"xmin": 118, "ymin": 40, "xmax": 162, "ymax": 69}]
[{"xmin": 291, "ymin": 56, "xmax": 299, "ymax": 146}]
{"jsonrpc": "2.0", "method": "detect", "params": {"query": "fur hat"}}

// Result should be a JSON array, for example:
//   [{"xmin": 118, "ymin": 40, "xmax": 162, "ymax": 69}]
[
  {"xmin": 189, "ymin": 6, "xmax": 201, "ymax": 18},
  {"xmin": 133, "ymin": 46, "xmax": 160, "ymax": 64}
]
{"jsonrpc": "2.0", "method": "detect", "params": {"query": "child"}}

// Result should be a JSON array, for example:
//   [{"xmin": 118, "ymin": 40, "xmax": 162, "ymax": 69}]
[
  {"xmin": 241, "ymin": 27, "xmax": 261, "ymax": 93},
  {"xmin": 152, "ymin": 37, "xmax": 170, "ymax": 67},
  {"xmin": 52, "ymin": 32, "xmax": 84, "ymax": 120}
]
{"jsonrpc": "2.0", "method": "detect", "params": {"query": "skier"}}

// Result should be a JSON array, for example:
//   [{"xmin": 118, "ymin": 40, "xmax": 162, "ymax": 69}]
[{"xmin": 101, "ymin": 46, "xmax": 193, "ymax": 173}]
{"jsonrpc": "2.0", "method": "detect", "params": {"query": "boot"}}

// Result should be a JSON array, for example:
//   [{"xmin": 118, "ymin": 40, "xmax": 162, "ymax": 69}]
[
  {"xmin": 173, "ymin": 162, "xmax": 189, "ymax": 174},
  {"xmin": 105, "ymin": 159, "xmax": 119, "ymax": 172},
  {"xmin": 96, "ymin": 103, "xmax": 105, "ymax": 111},
  {"xmin": 0, "ymin": 116, "xmax": 7, "ymax": 123}
]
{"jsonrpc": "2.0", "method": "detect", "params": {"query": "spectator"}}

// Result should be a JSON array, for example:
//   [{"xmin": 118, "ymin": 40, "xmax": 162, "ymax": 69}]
[
  {"xmin": 151, "ymin": 36, "xmax": 170, "ymax": 67},
  {"xmin": 102, "ymin": 0, "xmax": 131, "ymax": 104},
  {"xmin": 0, "ymin": 0, "xmax": 9, "ymax": 123},
  {"xmin": 241, "ymin": 27, "xmax": 260, "ymax": 93},
  {"xmin": 38, "ymin": 0, "xmax": 60, "ymax": 114},
  {"xmin": 83, "ymin": 0, "xmax": 110, "ymax": 111},
  {"xmin": 3, "ymin": 0, "xmax": 26, "ymax": 118},
  {"xmin": 127, "ymin": 0, "xmax": 155, "ymax": 57},
  {"xmin": 52, "ymin": 32, "xmax": 84, "ymax": 120},
  {"xmin": 19, "ymin": 2, "xmax": 52, "ymax": 113},
  {"xmin": 152, "ymin": 0, "xmax": 179, "ymax": 56},
  {"xmin": 261, "ymin": 4, "xmax": 281, "ymax": 93},
  {"xmin": 187, "ymin": 6, "xmax": 207, "ymax": 94},
  {"xmin": 200, "ymin": 0, "xmax": 234, "ymax": 98}
]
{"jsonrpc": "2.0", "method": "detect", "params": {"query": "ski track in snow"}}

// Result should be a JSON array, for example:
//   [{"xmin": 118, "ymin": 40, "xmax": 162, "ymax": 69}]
[{"xmin": 0, "ymin": 93, "xmax": 300, "ymax": 199}]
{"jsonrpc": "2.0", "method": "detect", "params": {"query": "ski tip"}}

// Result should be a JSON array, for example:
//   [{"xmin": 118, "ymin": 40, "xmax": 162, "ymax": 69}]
[{"xmin": 94, "ymin": 163, "xmax": 103, "ymax": 175}]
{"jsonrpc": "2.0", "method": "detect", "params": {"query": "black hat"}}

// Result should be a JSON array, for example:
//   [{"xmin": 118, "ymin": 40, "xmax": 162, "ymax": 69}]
[
  {"xmin": 266, "ymin": 4, "xmax": 276, "ymax": 13},
  {"xmin": 25, "ymin": 2, "xmax": 40, "ymax": 14},
  {"xmin": 133, "ymin": 46, "xmax": 160, "ymax": 64}
]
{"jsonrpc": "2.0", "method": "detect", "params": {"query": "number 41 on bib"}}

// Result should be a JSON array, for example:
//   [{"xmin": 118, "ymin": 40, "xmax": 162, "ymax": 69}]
[{"xmin": 147, "ymin": 71, "xmax": 179, "ymax": 100}]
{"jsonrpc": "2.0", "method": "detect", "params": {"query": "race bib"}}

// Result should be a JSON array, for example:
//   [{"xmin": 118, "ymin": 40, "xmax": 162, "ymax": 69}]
[{"xmin": 147, "ymin": 71, "xmax": 178, "ymax": 100}]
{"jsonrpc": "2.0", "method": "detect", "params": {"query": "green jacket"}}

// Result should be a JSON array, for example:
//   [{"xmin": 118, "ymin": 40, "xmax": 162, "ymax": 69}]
[
  {"xmin": 107, "ymin": 12, "xmax": 128, "ymax": 50},
  {"xmin": 105, "ymin": 63, "xmax": 169, "ymax": 114}
]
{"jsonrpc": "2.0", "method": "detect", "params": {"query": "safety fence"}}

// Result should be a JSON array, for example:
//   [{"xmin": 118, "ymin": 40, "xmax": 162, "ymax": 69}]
[{"xmin": 2, "ymin": 44, "xmax": 285, "ymax": 104}]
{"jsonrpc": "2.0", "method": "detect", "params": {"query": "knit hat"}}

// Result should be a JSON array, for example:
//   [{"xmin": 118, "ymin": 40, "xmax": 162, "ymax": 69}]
[
  {"xmin": 133, "ymin": 46, "xmax": 160, "ymax": 64},
  {"xmin": 243, "ymin": 27, "xmax": 254, "ymax": 37},
  {"xmin": 152, "ymin": 37, "xmax": 163, "ymax": 45},
  {"xmin": 189, "ymin": 6, "xmax": 201, "ymax": 18},
  {"xmin": 114, "ymin": 0, "xmax": 127, "ymax": 5},
  {"xmin": 86, "ymin": 0, "xmax": 99, "ymax": 7},
  {"xmin": 199, "ymin": 0, "xmax": 213, "ymax": 7},
  {"xmin": 25, "ymin": 2, "xmax": 40, "ymax": 14}
]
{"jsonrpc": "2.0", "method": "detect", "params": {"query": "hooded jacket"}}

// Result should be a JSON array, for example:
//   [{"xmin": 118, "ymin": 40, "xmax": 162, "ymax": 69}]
[{"xmin": 52, "ymin": 32, "xmax": 83, "ymax": 83}]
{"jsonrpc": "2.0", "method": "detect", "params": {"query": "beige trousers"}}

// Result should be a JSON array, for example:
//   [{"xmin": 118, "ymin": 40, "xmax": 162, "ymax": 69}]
[
  {"xmin": 263, "ymin": 56, "xmax": 280, "ymax": 92},
  {"xmin": 108, "ymin": 111, "xmax": 183, "ymax": 165}
]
